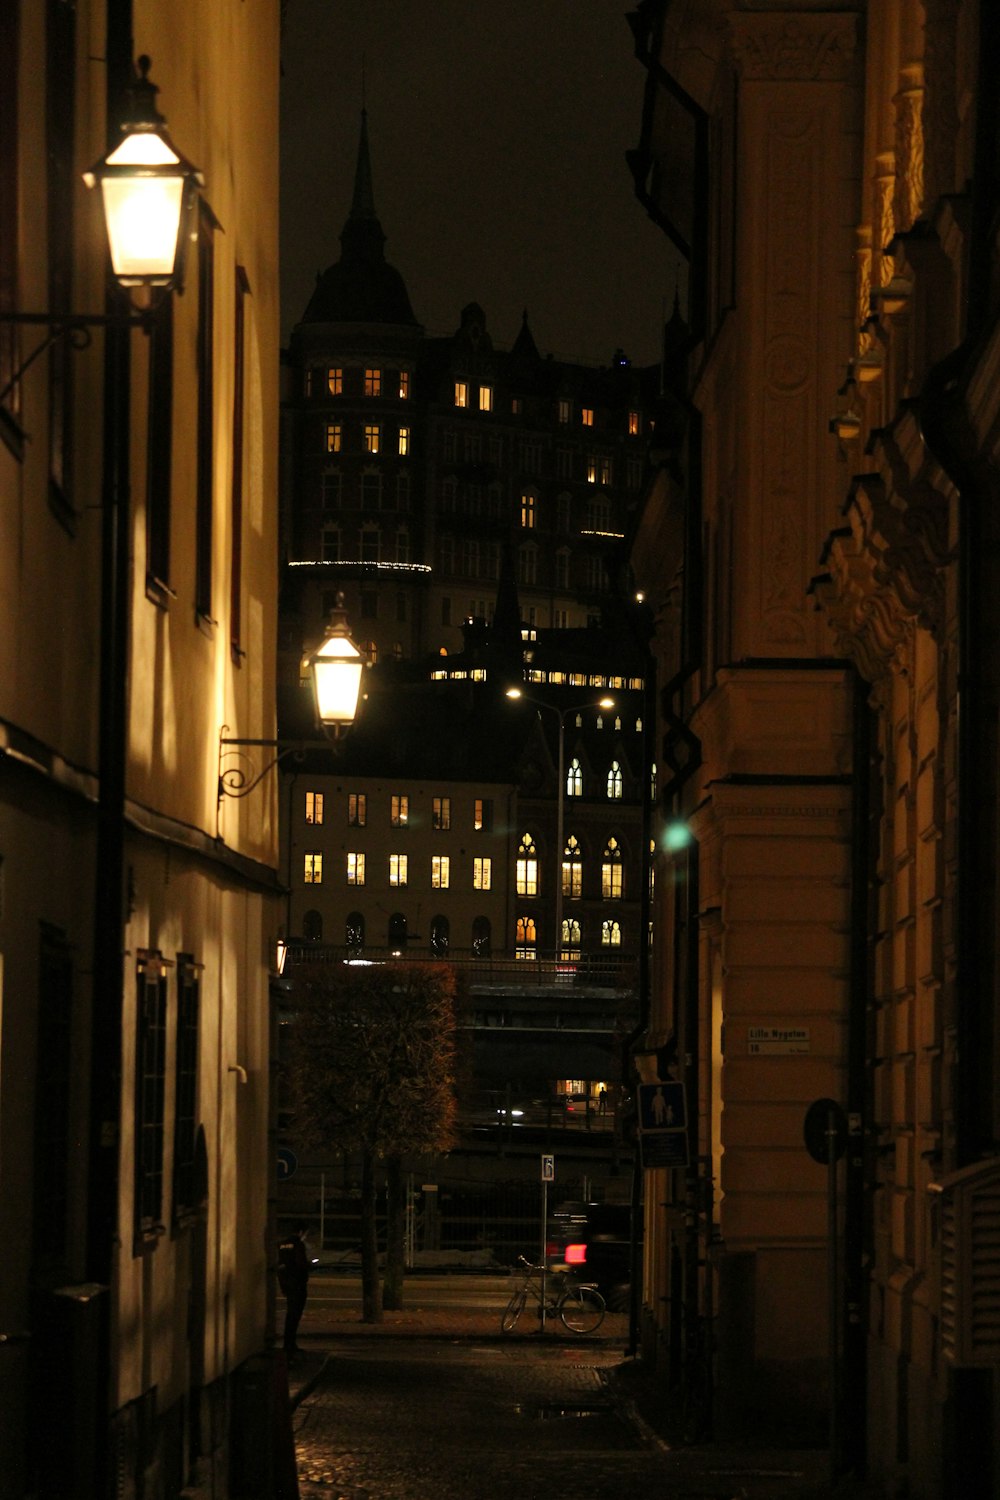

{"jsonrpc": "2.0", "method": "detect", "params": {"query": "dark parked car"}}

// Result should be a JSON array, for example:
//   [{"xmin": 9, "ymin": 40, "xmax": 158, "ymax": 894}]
[{"xmin": 546, "ymin": 1200, "xmax": 641, "ymax": 1312}]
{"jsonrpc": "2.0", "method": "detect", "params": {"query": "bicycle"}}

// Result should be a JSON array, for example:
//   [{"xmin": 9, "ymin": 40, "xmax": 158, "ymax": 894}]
[{"xmin": 500, "ymin": 1255, "xmax": 606, "ymax": 1334}]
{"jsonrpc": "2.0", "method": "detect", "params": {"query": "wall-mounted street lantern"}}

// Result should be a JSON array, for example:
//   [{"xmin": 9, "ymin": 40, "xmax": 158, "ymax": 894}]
[
  {"xmin": 0, "ymin": 56, "xmax": 201, "ymax": 404},
  {"xmin": 83, "ymin": 55, "xmax": 203, "ymax": 293},
  {"xmin": 219, "ymin": 605, "xmax": 365, "ymax": 803}
]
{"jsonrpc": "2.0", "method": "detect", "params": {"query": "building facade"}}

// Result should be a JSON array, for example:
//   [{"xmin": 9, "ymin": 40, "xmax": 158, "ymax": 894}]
[
  {"xmin": 279, "ymin": 113, "xmax": 658, "ymax": 672},
  {"xmin": 629, "ymin": 2, "xmax": 1000, "ymax": 1495},
  {"xmin": 0, "ymin": 5, "xmax": 282, "ymax": 1497}
]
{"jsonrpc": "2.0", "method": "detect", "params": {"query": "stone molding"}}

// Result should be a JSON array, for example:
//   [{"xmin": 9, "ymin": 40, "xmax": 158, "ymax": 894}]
[
  {"xmin": 812, "ymin": 410, "xmax": 952, "ymax": 683},
  {"xmin": 729, "ymin": 12, "xmax": 857, "ymax": 82}
]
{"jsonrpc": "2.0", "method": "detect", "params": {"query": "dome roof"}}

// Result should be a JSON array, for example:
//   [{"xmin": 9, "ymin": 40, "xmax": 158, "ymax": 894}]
[{"xmin": 299, "ymin": 111, "xmax": 418, "ymax": 328}]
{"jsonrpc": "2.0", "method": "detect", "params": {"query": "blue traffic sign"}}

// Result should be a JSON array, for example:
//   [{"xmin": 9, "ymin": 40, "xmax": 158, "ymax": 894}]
[
  {"xmin": 637, "ymin": 1081, "xmax": 687, "ymax": 1134},
  {"xmin": 276, "ymin": 1147, "xmax": 297, "ymax": 1181}
]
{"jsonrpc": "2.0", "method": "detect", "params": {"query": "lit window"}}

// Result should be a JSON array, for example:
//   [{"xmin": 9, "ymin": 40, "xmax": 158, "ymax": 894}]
[
  {"xmin": 474, "ymin": 857, "xmax": 492, "ymax": 890},
  {"xmin": 520, "ymin": 492, "xmax": 536, "ymax": 529},
  {"xmin": 304, "ymin": 852, "xmax": 323, "ymax": 884},
  {"xmin": 479, "ymin": 384, "xmax": 493, "ymax": 412},
  {"xmin": 628, "ymin": 410, "xmax": 640, "ymax": 436},
  {"xmin": 364, "ymin": 424, "xmax": 381, "ymax": 454},
  {"xmin": 582, "ymin": 407, "xmax": 594, "ymax": 427},
  {"xmin": 389, "ymin": 853, "xmax": 408, "ymax": 886},
  {"xmin": 432, "ymin": 855, "xmax": 450, "ymax": 889},
  {"xmin": 602, "ymin": 918, "xmax": 622, "ymax": 947},
  {"xmin": 347, "ymin": 852, "xmax": 365, "ymax": 886},
  {"xmin": 433, "ymin": 796, "xmax": 451, "ymax": 830},
  {"xmin": 305, "ymin": 791, "xmax": 324, "ymax": 825},
  {"xmin": 560, "ymin": 918, "xmax": 582, "ymax": 957},
  {"xmin": 599, "ymin": 456, "xmax": 613, "ymax": 485},
  {"xmin": 512, "ymin": 396, "xmax": 522, "ymax": 415},
  {"xmin": 558, "ymin": 398, "xmax": 571, "ymax": 423},
  {"xmin": 586, "ymin": 455, "xmax": 597, "ymax": 484},
  {"xmin": 454, "ymin": 381, "xmax": 468, "ymax": 408},
  {"xmin": 515, "ymin": 915, "xmax": 537, "ymax": 958},
  {"xmin": 397, "ymin": 424, "xmax": 411, "ymax": 456},
  {"xmin": 365, "ymin": 368, "xmax": 381, "ymax": 396},
  {"xmin": 517, "ymin": 834, "xmax": 538, "ymax": 897},
  {"xmin": 399, "ymin": 370, "xmax": 410, "ymax": 400},
  {"xmin": 602, "ymin": 837, "xmax": 623, "ymax": 899},
  {"xmin": 328, "ymin": 367, "xmax": 343, "ymax": 395},
  {"xmin": 326, "ymin": 422, "xmax": 341, "ymax": 452},
  {"xmin": 391, "ymin": 794, "xmax": 409, "ymax": 826},
  {"xmin": 562, "ymin": 835, "xmax": 582, "ymax": 899},
  {"xmin": 607, "ymin": 762, "xmax": 623, "ymax": 799},
  {"xmin": 349, "ymin": 793, "xmax": 367, "ymax": 826},
  {"xmin": 474, "ymin": 798, "xmax": 493, "ymax": 831},
  {"xmin": 566, "ymin": 758, "xmax": 583, "ymax": 798}
]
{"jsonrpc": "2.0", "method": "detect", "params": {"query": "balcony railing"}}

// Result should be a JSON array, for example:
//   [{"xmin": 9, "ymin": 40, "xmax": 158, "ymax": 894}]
[{"xmin": 283, "ymin": 942, "xmax": 637, "ymax": 994}]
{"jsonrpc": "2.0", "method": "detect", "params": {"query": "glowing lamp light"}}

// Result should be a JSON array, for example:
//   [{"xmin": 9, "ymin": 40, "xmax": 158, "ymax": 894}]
[
  {"xmin": 663, "ymin": 820, "xmax": 693, "ymax": 853},
  {"xmin": 83, "ymin": 56, "xmax": 203, "ymax": 290},
  {"xmin": 308, "ymin": 609, "xmax": 364, "ymax": 728}
]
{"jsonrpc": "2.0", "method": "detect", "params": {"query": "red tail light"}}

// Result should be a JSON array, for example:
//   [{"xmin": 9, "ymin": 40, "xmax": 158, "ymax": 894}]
[
  {"xmin": 545, "ymin": 1240, "xmax": 560, "ymax": 1259},
  {"xmin": 565, "ymin": 1242, "xmax": 587, "ymax": 1265}
]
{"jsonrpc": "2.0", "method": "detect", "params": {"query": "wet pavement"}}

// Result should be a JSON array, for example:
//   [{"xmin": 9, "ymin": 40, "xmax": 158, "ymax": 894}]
[{"xmin": 283, "ymin": 1306, "xmax": 877, "ymax": 1500}]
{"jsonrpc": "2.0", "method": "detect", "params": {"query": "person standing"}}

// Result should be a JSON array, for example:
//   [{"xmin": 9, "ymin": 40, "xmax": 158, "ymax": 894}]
[{"xmin": 277, "ymin": 1221, "xmax": 310, "ymax": 1356}]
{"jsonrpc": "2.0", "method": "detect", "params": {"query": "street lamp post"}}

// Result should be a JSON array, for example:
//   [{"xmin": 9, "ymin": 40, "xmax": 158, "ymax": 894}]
[{"xmin": 506, "ymin": 688, "xmax": 614, "ymax": 961}]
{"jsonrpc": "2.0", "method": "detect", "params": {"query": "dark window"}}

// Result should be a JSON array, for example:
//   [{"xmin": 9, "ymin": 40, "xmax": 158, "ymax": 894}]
[
  {"xmin": 472, "ymin": 916, "xmax": 491, "ymax": 957},
  {"xmin": 346, "ymin": 911, "xmax": 364, "ymax": 954},
  {"xmin": 146, "ymin": 300, "xmax": 174, "ymax": 590},
  {"xmin": 195, "ymin": 203, "xmax": 217, "ymax": 617},
  {"xmin": 173, "ymin": 956, "xmax": 201, "ymax": 1220},
  {"xmin": 388, "ymin": 912, "xmax": 408, "ymax": 950},
  {"xmin": 33, "ymin": 923, "xmax": 73, "ymax": 1275},
  {"xmin": 430, "ymin": 915, "xmax": 449, "ymax": 957},
  {"xmin": 230, "ymin": 266, "xmax": 250, "ymax": 659},
  {"xmin": 135, "ymin": 952, "xmax": 168, "ymax": 1238},
  {"xmin": 302, "ymin": 909, "xmax": 323, "ymax": 941}
]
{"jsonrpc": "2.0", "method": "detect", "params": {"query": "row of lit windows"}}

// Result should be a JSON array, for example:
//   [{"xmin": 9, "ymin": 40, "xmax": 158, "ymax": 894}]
[
  {"xmin": 452, "ymin": 382, "xmax": 641, "ymax": 437},
  {"xmin": 299, "ymin": 910, "xmax": 625, "ymax": 957},
  {"xmin": 516, "ymin": 834, "xmax": 625, "ymax": 899},
  {"xmin": 307, "ymin": 366, "xmax": 410, "ymax": 400},
  {"xmin": 515, "ymin": 915, "xmax": 622, "ymax": 953},
  {"xmin": 324, "ymin": 422, "xmax": 410, "ymax": 456},
  {"xmin": 305, "ymin": 792, "xmax": 493, "ymax": 830},
  {"xmin": 304, "ymin": 852, "xmax": 492, "ymax": 890}
]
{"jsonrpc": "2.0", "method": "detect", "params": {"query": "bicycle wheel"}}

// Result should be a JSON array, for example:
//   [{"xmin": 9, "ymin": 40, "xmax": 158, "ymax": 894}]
[
  {"xmin": 501, "ymin": 1289, "xmax": 527, "ymax": 1332},
  {"xmin": 558, "ymin": 1285, "xmax": 605, "ymax": 1333}
]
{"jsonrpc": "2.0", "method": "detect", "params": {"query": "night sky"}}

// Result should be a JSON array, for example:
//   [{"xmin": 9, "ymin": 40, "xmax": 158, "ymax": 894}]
[{"xmin": 279, "ymin": 0, "xmax": 681, "ymax": 368}]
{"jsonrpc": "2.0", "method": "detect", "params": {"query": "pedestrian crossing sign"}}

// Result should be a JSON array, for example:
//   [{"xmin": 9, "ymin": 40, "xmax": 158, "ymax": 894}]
[{"xmin": 637, "ymin": 1081, "xmax": 687, "ymax": 1134}]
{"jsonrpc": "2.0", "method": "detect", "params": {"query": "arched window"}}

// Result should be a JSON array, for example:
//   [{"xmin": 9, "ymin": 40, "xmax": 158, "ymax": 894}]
[
  {"xmin": 602, "ymin": 918, "xmax": 622, "ymax": 947},
  {"xmin": 650, "ymin": 761, "xmax": 657, "ymax": 802},
  {"xmin": 607, "ymin": 760, "xmax": 623, "ymax": 799},
  {"xmin": 388, "ymin": 912, "xmax": 408, "ymax": 953},
  {"xmin": 515, "ymin": 915, "xmax": 537, "ymax": 959},
  {"xmin": 302, "ymin": 910, "xmax": 323, "ymax": 942},
  {"xmin": 566, "ymin": 758, "xmax": 583, "ymax": 798},
  {"xmin": 517, "ymin": 834, "xmax": 538, "ymax": 897},
  {"xmin": 560, "ymin": 917, "xmax": 582, "ymax": 959},
  {"xmin": 472, "ymin": 916, "xmax": 492, "ymax": 957},
  {"xmin": 602, "ymin": 837, "xmax": 623, "ymax": 900},
  {"xmin": 430, "ymin": 914, "xmax": 450, "ymax": 957},
  {"xmin": 562, "ymin": 835, "xmax": 583, "ymax": 899},
  {"xmin": 345, "ymin": 911, "xmax": 364, "ymax": 954}
]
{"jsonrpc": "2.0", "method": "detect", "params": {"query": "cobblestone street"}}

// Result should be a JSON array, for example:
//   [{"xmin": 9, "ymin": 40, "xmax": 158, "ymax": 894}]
[{"xmin": 288, "ymin": 1331, "xmax": 841, "ymax": 1500}]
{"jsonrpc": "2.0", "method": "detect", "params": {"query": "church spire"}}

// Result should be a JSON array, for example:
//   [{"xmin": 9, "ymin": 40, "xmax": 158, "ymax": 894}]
[{"xmin": 340, "ymin": 108, "xmax": 386, "ymax": 263}]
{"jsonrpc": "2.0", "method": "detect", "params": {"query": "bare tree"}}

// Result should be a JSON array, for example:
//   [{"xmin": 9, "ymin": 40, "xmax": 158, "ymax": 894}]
[{"xmin": 284, "ymin": 961, "xmax": 458, "ymax": 1322}]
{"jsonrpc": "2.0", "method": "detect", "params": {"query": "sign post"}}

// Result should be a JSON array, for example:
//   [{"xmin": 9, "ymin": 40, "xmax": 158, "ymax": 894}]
[
  {"xmin": 540, "ymin": 1154, "xmax": 554, "ymax": 1332},
  {"xmin": 636, "ymin": 1081, "xmax": 689, "ymax": 1169}
]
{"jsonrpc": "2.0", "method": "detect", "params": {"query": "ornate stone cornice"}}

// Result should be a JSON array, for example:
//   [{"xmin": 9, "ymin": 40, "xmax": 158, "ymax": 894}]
[
  {"xmin": 729, "ymin": 12, "xmax": 857, "ymax": 82},
  {"xmin": 812, "ymin": 410, "xmax": 953, "ymax": 683}
]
